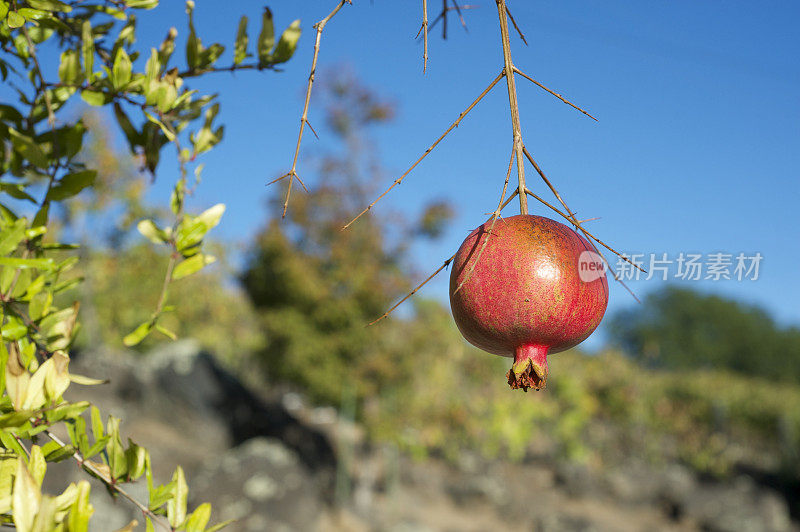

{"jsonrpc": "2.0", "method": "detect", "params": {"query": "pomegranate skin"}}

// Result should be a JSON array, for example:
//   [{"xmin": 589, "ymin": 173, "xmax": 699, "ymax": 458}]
[{"xmin": 449, "ymin": 214, "xmax": 608, "ymax": 391}]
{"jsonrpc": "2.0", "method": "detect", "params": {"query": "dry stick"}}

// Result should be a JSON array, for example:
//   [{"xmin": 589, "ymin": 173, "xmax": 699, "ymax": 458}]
[
  {"xmin": 513, "ymin": 66, "xmax": 597, "ymax": 121},
  {"xmin": 453, "ymin": 147, "xmax": 516, "ymax": 295},
  {"xmin": 43, "ymin": 430, "xmax": 174, "ymax": 532},
  {"xmin": 415, "ymin": 0, "xmax": 429, "ymax": 72},
  {"xmin": 522, "ymin": 146, "xmax": 645, "ymax": 273},
  {"xmin": 274, "ymin": 0, "xmax": 351, "ymax": 218},
  {"xmin": 342, "ymin": 70, "xmax": 505, "ymax": 230},
  {"xmin": 495, "ymin": 0, "xmax": 528, "ymax": 215},
  {"xmin": 505, "ymin": 5, "xmax": 528, "ymax": 45},
  {"xmin": 369, "ymin": 189, "xmax": 520, "ymax": 326},
  {"xmin": 523, "ymin": 187, "xmax": 640, "ymax": 301}
]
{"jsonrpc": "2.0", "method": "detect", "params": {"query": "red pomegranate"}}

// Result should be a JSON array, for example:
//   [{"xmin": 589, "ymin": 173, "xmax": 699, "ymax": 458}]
[{"xmin": 449, "ymin": 214, "xmax": 608, "ymax": 391}]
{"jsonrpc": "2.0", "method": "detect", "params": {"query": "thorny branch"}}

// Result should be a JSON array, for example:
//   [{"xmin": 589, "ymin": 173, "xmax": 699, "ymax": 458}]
[
  {"xmin": 427, "ymin": 1, "xmax": 477, "ymax": 39},
  {"xmin": 513, "ymin": 66, "xmax": 597, "ymax": 121},
  {"xmin": 272, "ymin": 0, "xmax": 351, "ymax": 218},
  {"xmin": 495, "ymin": 0, "xmax": 528, "ymax": 215},
  {"xmin": 343, "ymin": 70, "xmax": 505, "ymax": 230},
  {"xmin": 415, "ymin": 0, "xmax": 429, "ymax": 72}
]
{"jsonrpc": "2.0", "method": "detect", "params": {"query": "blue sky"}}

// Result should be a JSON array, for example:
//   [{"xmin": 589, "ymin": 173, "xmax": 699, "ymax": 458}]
[{"xmin": 10, "ymin": 2, "xmax": 800, "ymax": 347}]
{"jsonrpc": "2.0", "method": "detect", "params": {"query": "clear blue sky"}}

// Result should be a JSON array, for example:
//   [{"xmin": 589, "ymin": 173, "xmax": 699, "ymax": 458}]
[{"xmin": 21, "ymin": 2, "xmax": 800, "ymax": 346}]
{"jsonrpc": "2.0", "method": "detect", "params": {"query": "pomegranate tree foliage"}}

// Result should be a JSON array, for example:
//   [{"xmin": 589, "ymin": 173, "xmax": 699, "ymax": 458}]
[{"xmin": 0, "ymin": 0, "xmax": 300, "ymax": 529}]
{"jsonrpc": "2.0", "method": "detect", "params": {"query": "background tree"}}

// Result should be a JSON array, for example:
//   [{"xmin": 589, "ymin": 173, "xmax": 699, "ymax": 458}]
[{"xmin": 609, "ymin": 286, "xmax": 800, "ymax": 382}]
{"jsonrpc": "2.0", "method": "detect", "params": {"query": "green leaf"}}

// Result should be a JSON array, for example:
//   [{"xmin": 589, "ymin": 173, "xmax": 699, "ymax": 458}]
[
  {"xmin": 185, "ymin": 0, "xmax": 201, "ymax": 70},
  {"xmin": 7, "ymin": 127, "xmax": 48, "ymax": 168},
  {"xmin": 0, "ymin": 257, "xmax": 55, "ymax": 270},
  {"xmin": 137, "ymin": 219, "xmax": 168, "ymax": 244},
  {"xmin": 41, "ymin": 440, "xmax": 76, "ymax": 462},
  {"xmin": 7, "ymin": 11, "xmax": 25, "ymax": 28},
  {"xmin": 144, "ymin": 112, "xmax": 175, "ymax": 141},
  {"xmin": 80, "ymin": 89, "xmax": 109, "ymax": 107},
  {"xmin": 29, "ymin": 445, "xmax": 46, "ymax": 486},
  {"xmin": 67, "ymin": 481, "xmax": 92, "ymax": 532},
  {"xmin": 0, "ymin": 218, "xmax": 27, "ymax": 255},
  {"xmin": 0, "ymin": 183, "xmax": 35, "ymax": 202},
  {"xmin": 0, "ymin": 2, "xmax": 9, "ymax": 19},
  {"xmin": 171, "ymin": 253, "xmax": 215, "ymax": 281},
  {"xmin": 113, "ymin": 102, "xmax": 142, "ymax": 152},
  {"xmin": 81, "ymin": 20, "xmax": 94, "ymax": 77},
  {"xmin": 205, "ymin": 519, "xmax": 236, "ymax": 532},
  {"xmin": 126, "ymin": 0, "xmax": 158, "ymax": 8},
  {"xmin": 58, "ymin": 49, "xmax": 83, "ymax": 85},
  {"xmin": 12, "ymin": 459, "xmax": 41, "ymax": 531},
  {"xmin": 17, "ymin": 8, "xmax": 49, "ymax": 21},
  {"xmin": 26, "ymin": 0, "xmax": 72, "ymax": 12},
  {"xmin": 106, "ymin": 416, "xmax": 128, "ymax": 481},
  {"xmin": 46, "ymin": 170, "xmax": 96, "ymax": 201},
  {"xmin": 234, "ymin": 16, "xmax": 248, "ymax": 65},
  {"xmin": 257, "ymin": 7, "xmax": 275, "ymax": 65},
  {"xmin": 111, "ymin": 47, "xmax": 132, "ymax": 89},
  {"xmin": 69, "ymin": 373, "xmax": 108, "ymax": 386},
  {"xmin": 167, "ymin": 466, "xmax": 188, "ymax": 528},
  {"xmin": 125, "ymin": 439, "xmax": 147, "ymax": 480},
  {"xmin": 123, "ymin": 321, "xmax": 152, "ymax": 346},
  {"xmin": 0, "ymin": 409, "xmax": 35, "ymax": 428},
  {"xmin": 155, "ymin": 324, "xmax": 177, "ymax": 340},
  {"xmin": 271, "ymin": 20, "xmax": 302, "ymax": 64},
  {"xmin": 183, "ymin": 503, "xmax": 211, "ymax": 532}
]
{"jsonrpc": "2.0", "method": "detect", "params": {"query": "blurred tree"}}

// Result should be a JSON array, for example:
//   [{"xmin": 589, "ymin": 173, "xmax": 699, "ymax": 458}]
[
  {"xmin": 608, "ymin": 286, "xmax": 800, "ymax": 382},
  {"xmin": 241, "ymin": 70, "xmax": 453, "ymax": 406}
]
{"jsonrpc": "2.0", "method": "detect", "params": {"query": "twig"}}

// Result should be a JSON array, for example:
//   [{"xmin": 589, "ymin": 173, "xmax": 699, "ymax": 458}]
[
  {"xmin": 369, "ymin": 189, "xmax": 519, "ymax": 325},
  {"xmin": 522, "ymin": 145, "xmax": 577, "ymax": 221},
  {"xmin": 275, "ymin": 0, "xmax": 351, "ymax": 219},
  {"xmin": 43, "ymin": 430, "xmax": 174, "ymax": 532},
  {"xmin": 453, "ymin": 146, "xmax": 515, "ymax": 294},
  {"xmin": 342, "ymin": 70, "xmax": 505, "ymax": 230},
  {"xmin": 427, "ymin": 2, "xmax": 478, "ymax": 37},
  {"xmin": 505, "ymin": 5, "xmax": 528, "ymax": 45},
  {"xmin": 513, "ymin": 66, "xmax": 597, "ymax": 121},
  {"xmin": 495, "ymin": 0, "xmax": 528, "ymax": 215},
  {"xmin": 415, "ymin": 0, "xmax": 429, "ymax": 72}
]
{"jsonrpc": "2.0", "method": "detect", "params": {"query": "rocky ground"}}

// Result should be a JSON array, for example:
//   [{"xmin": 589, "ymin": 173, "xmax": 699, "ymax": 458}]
[{"xmin": 43, "ymin": 341, "xmax": 798, "ymax": 532}]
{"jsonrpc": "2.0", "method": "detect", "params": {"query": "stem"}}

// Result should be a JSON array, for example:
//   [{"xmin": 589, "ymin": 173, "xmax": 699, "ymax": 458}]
[
  {"xmin": 495, "ymin": 0, "xmax": 528, "ymax": 215},
  {"xmin": 276, "ymin": 0, "xmax": 351, "ymax": 218},
  {"xmin": 44, "ymin": 430, "xmax": 174, "ymax": 532},
  {"xmin": 343, "ymin": 70, "xmax": 505, "ymax": 230}
]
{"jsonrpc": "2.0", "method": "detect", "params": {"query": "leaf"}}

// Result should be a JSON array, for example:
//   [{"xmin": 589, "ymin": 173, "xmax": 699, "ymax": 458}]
[
  {"xmin": 234, "ymin": 16, "xmax": 248, "ymax": 65},
  {"xmin": 66, "ymin": 481, "xmax": 93, "ymax": 532},
  {"xmin": 205, "ymin": 519, "xmax": 236, "ymax": 532},
  {"xmin": 137, "ymin": 219, "xmax": 168, "ymax": 244},
  {"xmin": 46, "ymin": 170, "xmax": 96, "ymax": 201},
  {"xmin": 106, "ymin": 416, "xmax": 128, "ymax": 481},
  {"xmin": 185, "ymin": 0, "xmax": 201, "ymax": 70},
  {"xmin": 111, "ymin": 47, "xmax": 132, "ymax": 89},
  {"xmin": 43, "ymin": 351, "xmax": 71, "ymax": 400},
  {"xmin": 29, "ymin": 445, "xmax": 46, "ymax": 486},
  {"xmin": 271, "ymin": 20, "xmax": 302, "ymax": 64},
  {"xmin": 257, "ymin": 7, "xmax": 275, "ymax": 65},
  {"xmin": 0, "ymin": 183, "xmax": 36, "ymax": 203},
  {"xmin": 0, "ymin": 257, "xmax": 54, "ymax": 270},
  {"xmin": 69, "ymin": 373, "xmax": 108, "ymax": 386},
  {"xmin": 155, "ymin": 324, "xmax": 177, "ymax": 340},
  {"xmin": 167, "ymin": 466, "xmax": 188, "ymax": 528},
  {"xmin": 114, "ymin": 521, "xmax": 139, "ymax": 532},
  {"xmin": 26, "ymin": 0, "xmax": 72, "ymax": 12},
  {"xmin": 12, "ymin": 459, "xmax": 41, "ymax": 532},
  {"xmin": 144, "ymin": 112, "xmax": 175, "ymax": 141},
  {"xmin": 58, "ymin": 49, "xmax": 83, "ymax": 85},
  {"xmin": 183, "ymin": 503, "xmax": 211, "ymax": 532},
  {"xmin": 125, "ymin": 439, "xmax": 147, "ymax": 480},
  {"xmin": 81, "ymin": 20, "xmax": 94, "ymax": 77},
  {"xmin": 7, "ymin": 11, "xmax": 25, "ymax": 28},
  {"xmin": 126, "ymin": 0, "xmax": 158, "ymax": 8},
  {"xmin": 0, "ymin": 409, "xmax": 35, "ymax": 428},
  {"xmin": 7, "ymin": 127, "xmax": 48, "ymax": 168},
  {"xmin": 0, "ymin": 218, "xmax": 27, "ymax": 255},
  {"xmin": 41, "ymin": 441, "xmax": 76, "ymax": 462},
  {"xmin": 171, "ymin": 253, "xmax": 215, "ymax": 281},
  {"xmin": 80, "ymin": 89, "xmax": 110, "ymax": 106},
  {"xmin": 113, "ymin": 102, "xmax": 141, "ymax": 153},
  {"xmin": 123, "ymin": 321, "xmax": 152, "ymax": 346}
]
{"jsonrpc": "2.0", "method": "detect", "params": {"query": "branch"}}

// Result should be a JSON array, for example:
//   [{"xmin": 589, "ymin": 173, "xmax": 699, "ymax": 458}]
[
  {"xmin": 415, "ymin": 0, "xmax": 429, "ymax": 72},
  {"xmin": 505, "ymin": 5, "xmax": 528, "ymax": 45},
  {"xmin": 43, "ymin": 430, "xmax": 174, "ymax": 532},
  {"xmin": 513, "ymin": 66, "xmax": 597, "ymax": 121},
  {"xmin": 495, "ymin": 0, "xmax": 528, "ymax": 215},
  {"xmin": 342, "ymin": 70, "xmax": 505, "ymax": 230},
  {"xmin": 274, "ymin": 0, "xmax": 351, "ymax": 219}
]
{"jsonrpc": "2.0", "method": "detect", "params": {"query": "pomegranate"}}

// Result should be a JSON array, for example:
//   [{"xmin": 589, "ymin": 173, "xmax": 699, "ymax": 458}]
[{"xmin": 449, "ymin": 214, "xmax": 608, "ymax": 391}]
